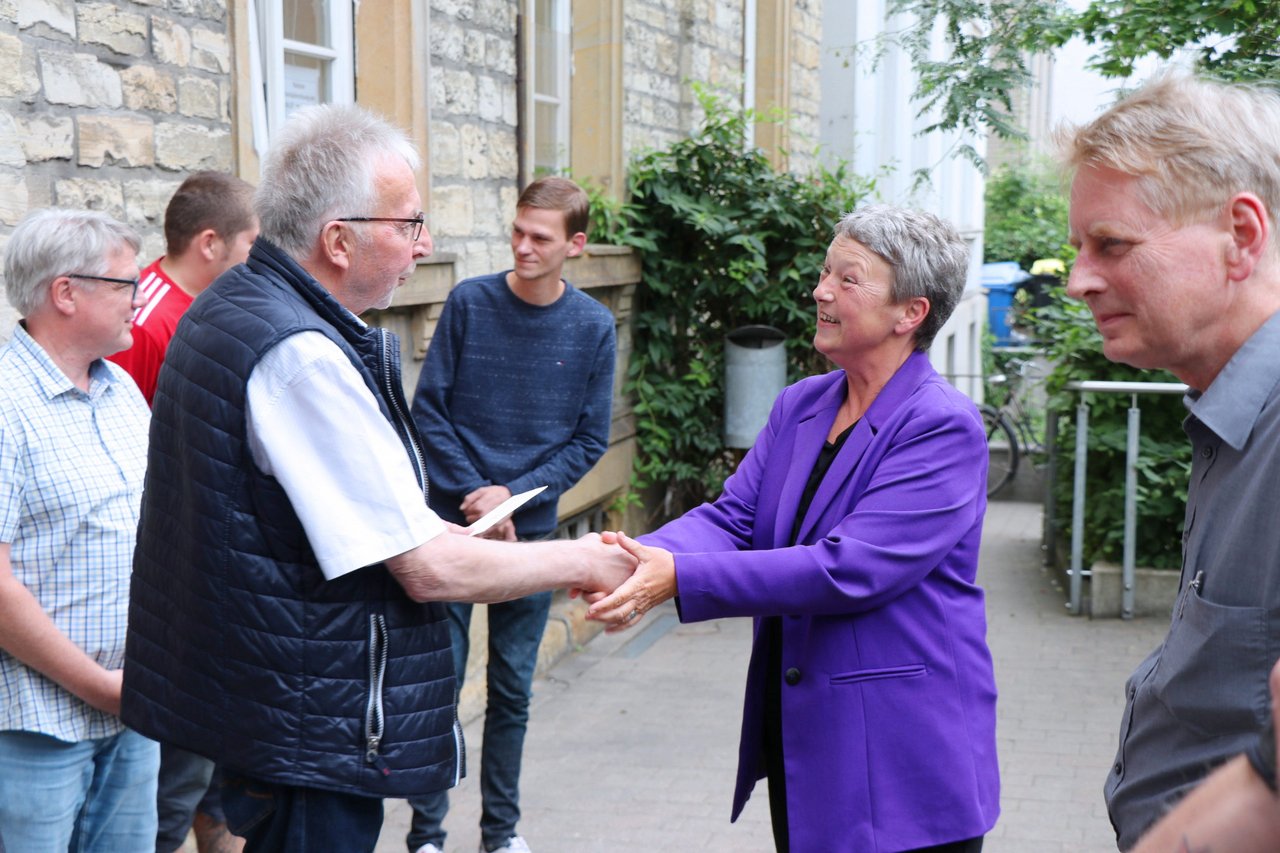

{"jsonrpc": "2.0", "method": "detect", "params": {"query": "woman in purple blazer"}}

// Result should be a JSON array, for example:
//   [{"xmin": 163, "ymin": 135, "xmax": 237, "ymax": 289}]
[{"xmin": 589, "ymin": 205, "xmax": 999, "ymax": 852}]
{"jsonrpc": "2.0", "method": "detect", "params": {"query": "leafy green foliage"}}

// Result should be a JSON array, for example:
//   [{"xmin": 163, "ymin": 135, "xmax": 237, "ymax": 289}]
[
  {"xmin": 612, "ymin": 89, "xmax": 876, "ymax": 519},
  {"xmin": 1078, "ymin": 0, "xmax": 1280, "ymax": 80},
  {"xmin": 1023, "ymin": 286, "xmax": 1191, "ymax": 569},
  {"xmin": 886, "ymin": 0, "xmax": 1280, "ymax": 143},
  {"xmin": 886, "ymin": 0, "xmax": 1077, "ymax": 142},
  {"xmin": 984, "ymin": 162, "xmax": 1074, "ymax": 269},
  {"xmin": 580, "ymin": 180, "xmax": 629, "ymax": 246}
]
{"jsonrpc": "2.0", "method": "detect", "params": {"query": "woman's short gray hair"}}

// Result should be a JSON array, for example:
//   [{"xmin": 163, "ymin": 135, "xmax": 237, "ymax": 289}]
[
  {"xmin": 4, "ymin": 208, "xmax": 141, "ymax": 317},
  {"xmin": 255, "ymin": 103, "xmax": 421, "ymax": 259},
  {"xmin": 833, "ymin": 204, "xmax": 969, "ymax": 351}
]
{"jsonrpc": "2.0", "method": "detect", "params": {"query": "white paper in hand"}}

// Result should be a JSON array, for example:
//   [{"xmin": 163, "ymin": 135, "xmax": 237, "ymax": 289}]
[{"xmin": 464, "ymin": 486, "xmax": 548, "ymax": 537}]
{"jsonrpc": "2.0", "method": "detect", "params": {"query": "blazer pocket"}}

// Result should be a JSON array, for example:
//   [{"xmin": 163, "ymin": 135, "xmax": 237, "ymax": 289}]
[{"xmin": 830, "ymin": 664, "xmax": 927, "ymax": 685}]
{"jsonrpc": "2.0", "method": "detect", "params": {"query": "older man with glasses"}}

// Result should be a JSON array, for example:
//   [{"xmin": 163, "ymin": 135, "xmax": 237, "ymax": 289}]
[
  {"xmin": 0, "ymin": 208, "xmax": 157, "ymax": 850},
  {"xmin": 120, "ymin": 103, "xmax": 635, "ymax": 852}
]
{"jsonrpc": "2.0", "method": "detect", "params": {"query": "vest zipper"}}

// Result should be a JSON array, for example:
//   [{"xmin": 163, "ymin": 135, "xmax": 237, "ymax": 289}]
[
  {"xmin": 365, "ymin": 613, "xmax": 390, "ymax": 776},
  {"xmin": 378, "ymin": 329, "xmax": 429, "ymax": 502},
  {"xmin": 375, "ymin": 330, "xmax": 463, "ymax": 783}
]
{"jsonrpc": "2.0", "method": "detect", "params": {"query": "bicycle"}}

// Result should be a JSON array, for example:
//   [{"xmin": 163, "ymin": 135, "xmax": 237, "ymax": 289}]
[{"xmin": 980, "ymin": 354, "xmax": 1047, "ymax": 497}]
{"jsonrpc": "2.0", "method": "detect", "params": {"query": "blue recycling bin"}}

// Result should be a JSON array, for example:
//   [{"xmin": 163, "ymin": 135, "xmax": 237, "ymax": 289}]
[{"xmin": 982, "ymin": 262, "xmax": 1030, "ymax": 347}]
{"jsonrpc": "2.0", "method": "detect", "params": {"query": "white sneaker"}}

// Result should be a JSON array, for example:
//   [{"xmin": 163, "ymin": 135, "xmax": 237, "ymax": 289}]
[
  {"xmin": 485, "ymin": 837, "xmax": 531, "ymax": 853},
  {"xmin": 415, "ymin": 845, "xmax": 444, "ymax": 853}
]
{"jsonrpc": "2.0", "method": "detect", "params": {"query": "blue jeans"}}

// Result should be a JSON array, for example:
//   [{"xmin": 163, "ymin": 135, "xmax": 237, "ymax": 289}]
[
  {"xmin": 0, "ymin": 728, "xmax": 159, "ymax": 852},
  {"xmin": 220, "ymin": 771, "xmax": 383, "ymax": 853},
  {"xmin": 155, "ymin": 743, "xmax": 216, "ymax": 852},
  {"xmin": 407, "ymin": 591, "xmax": 553, "ymax": 852}
]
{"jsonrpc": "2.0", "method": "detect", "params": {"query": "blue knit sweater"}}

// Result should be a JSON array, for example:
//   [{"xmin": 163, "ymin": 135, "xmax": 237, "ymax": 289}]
[{"xmin": 410, "ymin": 272, "xmax": 616, "ymax": 537}]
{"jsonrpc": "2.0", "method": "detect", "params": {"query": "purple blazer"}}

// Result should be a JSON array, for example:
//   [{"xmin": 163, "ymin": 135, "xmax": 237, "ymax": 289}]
[{"xmin": 643, "ymin": 351, "xmax": 999, "ymax": 851}]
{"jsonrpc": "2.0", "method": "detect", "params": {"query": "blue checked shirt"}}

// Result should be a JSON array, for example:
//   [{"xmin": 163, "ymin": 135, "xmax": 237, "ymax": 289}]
[{"xmin": 0, "ymin": 323, "xmax": 149, "ymax": 742}]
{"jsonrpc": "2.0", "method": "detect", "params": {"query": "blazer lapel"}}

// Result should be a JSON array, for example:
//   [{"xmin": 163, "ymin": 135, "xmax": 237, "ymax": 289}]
[
  {"xmin": 772, "ymin": 374, "xmax": 845, "ymax": 548},
  {"xmin": 793, "ymin": 352, "xmax": 936, "ymax": 545}
]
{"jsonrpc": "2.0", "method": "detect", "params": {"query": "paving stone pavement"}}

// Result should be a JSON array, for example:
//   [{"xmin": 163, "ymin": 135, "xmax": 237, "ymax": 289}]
[{"xmin": 374, "ymin": 500, "xmax": 1171, "ymax": 852}]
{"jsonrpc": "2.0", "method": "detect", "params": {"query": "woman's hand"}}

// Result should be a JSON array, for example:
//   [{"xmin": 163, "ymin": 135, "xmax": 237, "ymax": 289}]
[{"xmin": 586, "ymin": 532, "xmax": 678, "ymax": 632}]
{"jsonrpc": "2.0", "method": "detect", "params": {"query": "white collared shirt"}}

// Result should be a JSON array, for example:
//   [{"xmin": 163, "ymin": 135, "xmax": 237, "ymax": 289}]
[{"xmin": 246, "ymin": 331, "xmax": 446, "ymax": 580}]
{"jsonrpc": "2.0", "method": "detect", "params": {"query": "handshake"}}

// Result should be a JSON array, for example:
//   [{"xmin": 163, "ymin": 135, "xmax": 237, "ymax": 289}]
[
  {"xmin": 569, "ymin": 530, "xmax": 678, "ymax": 633},
  {"xmin": 450, "ymin": 483, "xmax": 676, "ymax": 629}
]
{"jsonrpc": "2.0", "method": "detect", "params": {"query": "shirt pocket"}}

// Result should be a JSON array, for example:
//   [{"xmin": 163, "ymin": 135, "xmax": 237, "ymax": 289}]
[{"xmin": 1149, "ymin": 584, "xmax": 1269, "ymax": 738}]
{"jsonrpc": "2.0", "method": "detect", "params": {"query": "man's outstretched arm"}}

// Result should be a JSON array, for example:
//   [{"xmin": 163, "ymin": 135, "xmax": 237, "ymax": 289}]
[{"xmin": 385, "ymin": 531, "xmax": 635, "ymax": 604}]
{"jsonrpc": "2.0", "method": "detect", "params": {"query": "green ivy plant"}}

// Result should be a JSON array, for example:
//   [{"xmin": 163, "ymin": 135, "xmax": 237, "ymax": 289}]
[{"xmin": 608, "ymin": 89, "xmax": 877, "ymax": 521}]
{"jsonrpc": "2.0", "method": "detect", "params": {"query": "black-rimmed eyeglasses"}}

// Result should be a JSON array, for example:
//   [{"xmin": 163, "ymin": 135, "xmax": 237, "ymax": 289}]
[
  {"xmin": 66, "ymin": 273, "xmax": 140, "ymax": 301},
  {"xmin": 333, "ymin": 212, "xmax": 425, "ymax": 242}
]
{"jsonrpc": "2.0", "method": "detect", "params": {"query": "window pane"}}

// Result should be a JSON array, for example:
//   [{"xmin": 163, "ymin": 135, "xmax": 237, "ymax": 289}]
[
  {"xmin": 284, "ymin": 52, "xmax": 330, "ymax": 117},
  {"xmin": 534, "ymin": 0, "xmax": 564, "ymax": 98},
  {"xmin": 284, "ymin": 0, "xmax": 329, "ymax": 47},
  {"xmin": 534, "ymin": 100, "xmax": 563, "ymax": 173}
]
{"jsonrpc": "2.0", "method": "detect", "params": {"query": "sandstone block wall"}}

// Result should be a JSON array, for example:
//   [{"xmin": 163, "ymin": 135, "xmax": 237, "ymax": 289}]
[
  {"xmin": 0, "ymin": 0, "xmax": 823, "ymax": 333},
  {"xmin": 0, "ymin": 0, "xmax": 234, "ymax": 336},
  {"xmin": 425, "ymin": 0, "xmax": 823, "ymax": 280}
]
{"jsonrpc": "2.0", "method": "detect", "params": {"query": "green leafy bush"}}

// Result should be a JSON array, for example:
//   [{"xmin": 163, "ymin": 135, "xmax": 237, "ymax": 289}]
[
  {"xmin": 1023, "ymin": 287, "xmax": 1191, "ymax": 569},
  {"xmin": 983, "ymin": 162, "xmax": 1074, "ymax": 270},
  {"xmin": 612, "ymin": 89, "xmax": 877, "ymax": 520}
]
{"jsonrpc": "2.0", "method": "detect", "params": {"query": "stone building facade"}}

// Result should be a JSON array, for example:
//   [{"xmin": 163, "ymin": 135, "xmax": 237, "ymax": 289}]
[
  {"xmin": 2, "ymin": 0, "xmax": 824, "ymax": 333},
  {"xmin": 1, "ymin": 0, "xmax": 236, "ymax": 332},
  {"xmin": 427, "ymin": 0, "xmax": 823, "ymax": 282}
]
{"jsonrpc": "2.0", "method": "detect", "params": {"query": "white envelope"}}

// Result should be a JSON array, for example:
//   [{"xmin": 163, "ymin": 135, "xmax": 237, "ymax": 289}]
[{"xmin": 464, "ymin": 486, "xmax": 548, "ymax": 537}]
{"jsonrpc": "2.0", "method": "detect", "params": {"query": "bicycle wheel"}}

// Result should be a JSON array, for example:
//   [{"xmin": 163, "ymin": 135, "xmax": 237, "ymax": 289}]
[{"xmin": 980, "ymin": 404, "xmax": 1019, "ymax": 497}]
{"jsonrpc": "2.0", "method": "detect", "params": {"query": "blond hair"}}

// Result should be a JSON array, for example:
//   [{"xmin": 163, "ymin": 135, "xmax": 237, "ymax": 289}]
[{"xmin": 1058, "ymin": 72, "xmax": 1280, "ymax": 225}]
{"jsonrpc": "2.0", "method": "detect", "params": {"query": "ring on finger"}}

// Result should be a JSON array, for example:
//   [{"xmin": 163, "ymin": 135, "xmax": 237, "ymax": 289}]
[{"xmin": 626, "ymin": 608, "xmax": 640, "ymax": 621}]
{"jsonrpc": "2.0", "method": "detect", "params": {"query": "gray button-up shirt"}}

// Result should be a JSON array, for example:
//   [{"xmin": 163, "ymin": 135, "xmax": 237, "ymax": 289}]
[{"xmin": 1105, "ymin": 309, "xmax": 1280, "ymax": 849}]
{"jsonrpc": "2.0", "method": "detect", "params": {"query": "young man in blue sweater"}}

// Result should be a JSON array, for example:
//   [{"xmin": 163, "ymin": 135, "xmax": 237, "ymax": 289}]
[{"xmin": 407, "ymin": 177, "xmax": 616, "ymax": 853}]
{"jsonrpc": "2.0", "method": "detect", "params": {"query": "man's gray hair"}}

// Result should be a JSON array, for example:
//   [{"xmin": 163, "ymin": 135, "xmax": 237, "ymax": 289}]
[
  {"xmin": 255, "ymin": 103, "xmax": 422, "ymax": 260},
  {"xmin": 1058, "ymin": 72, "xmax": 1280, "ymax": 227},
  {"xmin": 834, "ymin": 204, "xmax": 969, "ymax": 351},
  {"xmin": 4, "ymin": 208, "xmax": 141, "ymax": 317}
]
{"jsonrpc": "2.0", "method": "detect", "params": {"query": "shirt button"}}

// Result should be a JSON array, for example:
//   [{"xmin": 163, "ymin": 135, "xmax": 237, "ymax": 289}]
[
  {"xmin": 784, "ymin": 667, "xmax": 802, "ymax": 685},
  {"xmin": 1114, "ymin": 762, "xmax": 1123, "ymax": 774},
  {"xmin": 1201, "ymin": 445, "xmax": 1213, "ymax": 459}
]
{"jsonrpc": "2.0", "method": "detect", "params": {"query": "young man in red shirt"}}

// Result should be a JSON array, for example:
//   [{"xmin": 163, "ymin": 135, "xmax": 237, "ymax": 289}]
[{"xmin": 109, "ymin": 171, "xmax": 257, "ymax": 406}]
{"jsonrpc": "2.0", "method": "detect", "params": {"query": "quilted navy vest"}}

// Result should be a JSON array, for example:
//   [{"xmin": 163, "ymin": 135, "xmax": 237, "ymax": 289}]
[{"xmin": 121, "ymin": 239, "xmax": 462, "ymax": 798}]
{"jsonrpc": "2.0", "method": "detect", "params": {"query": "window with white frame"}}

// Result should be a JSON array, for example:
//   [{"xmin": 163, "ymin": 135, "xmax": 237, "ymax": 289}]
[
  {"xmin": 249, "ymin": 0, "xmax": 354, "ymax": 152},
  {"xmin": 530, "ymin": 0, "xmax": 571, "ymax": 175}
]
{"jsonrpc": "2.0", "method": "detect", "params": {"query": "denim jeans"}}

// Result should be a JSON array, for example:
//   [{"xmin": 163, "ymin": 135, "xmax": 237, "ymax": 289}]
[
  {"xmin": 155, "ymin": 743, "xmax": 216, "ymax": 852},
  {"xmin": 407, "ymin": 591, "xmax": 554, "ymax": 852},
  {"xmin": 0, "ymin": 728, "xmax": 159, "ymax": 853},
  {"xmin": 220, "ymin": 770, "xmax": 383, "ymax": 853}
]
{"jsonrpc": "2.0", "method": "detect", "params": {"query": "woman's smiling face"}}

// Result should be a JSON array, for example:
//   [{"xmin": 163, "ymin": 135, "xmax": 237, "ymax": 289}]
[{"xmin": 812, "ymin": 236, "xmax": 911, "ymax": 368}]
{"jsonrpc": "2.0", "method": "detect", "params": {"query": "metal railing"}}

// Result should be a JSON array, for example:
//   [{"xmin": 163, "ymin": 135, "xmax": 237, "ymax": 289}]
[{"xmin": 1064, "ymin": 380, "xmax": 1188, "ymax": 619}]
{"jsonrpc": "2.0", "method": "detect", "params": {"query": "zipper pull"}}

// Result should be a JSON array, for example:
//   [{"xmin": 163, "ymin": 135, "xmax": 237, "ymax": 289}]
[{"xmin": 365, "ymin": 736, "xmax": 391, "ymax": 776}]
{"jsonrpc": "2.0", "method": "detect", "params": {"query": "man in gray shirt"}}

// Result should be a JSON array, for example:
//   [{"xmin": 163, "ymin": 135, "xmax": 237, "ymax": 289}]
[{"xmin": 1061, "ymin": 73, "xmax": 1280, "ymax": 849}]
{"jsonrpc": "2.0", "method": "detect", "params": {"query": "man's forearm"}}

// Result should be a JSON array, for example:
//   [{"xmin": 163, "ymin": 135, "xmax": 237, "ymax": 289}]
[
  {"xmin": 385, "ymin": 531, "xmax": 633, "ymax": 604},
  {"xmin": 0, "ymin": 572, "xmax": 120, "ymax": 714}
]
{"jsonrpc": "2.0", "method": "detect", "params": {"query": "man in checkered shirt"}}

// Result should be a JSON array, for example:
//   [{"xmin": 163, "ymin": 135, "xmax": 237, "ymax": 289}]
[{"xmin": 0, "ymin": 208, "xmax": 158, "ymax": 849}]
